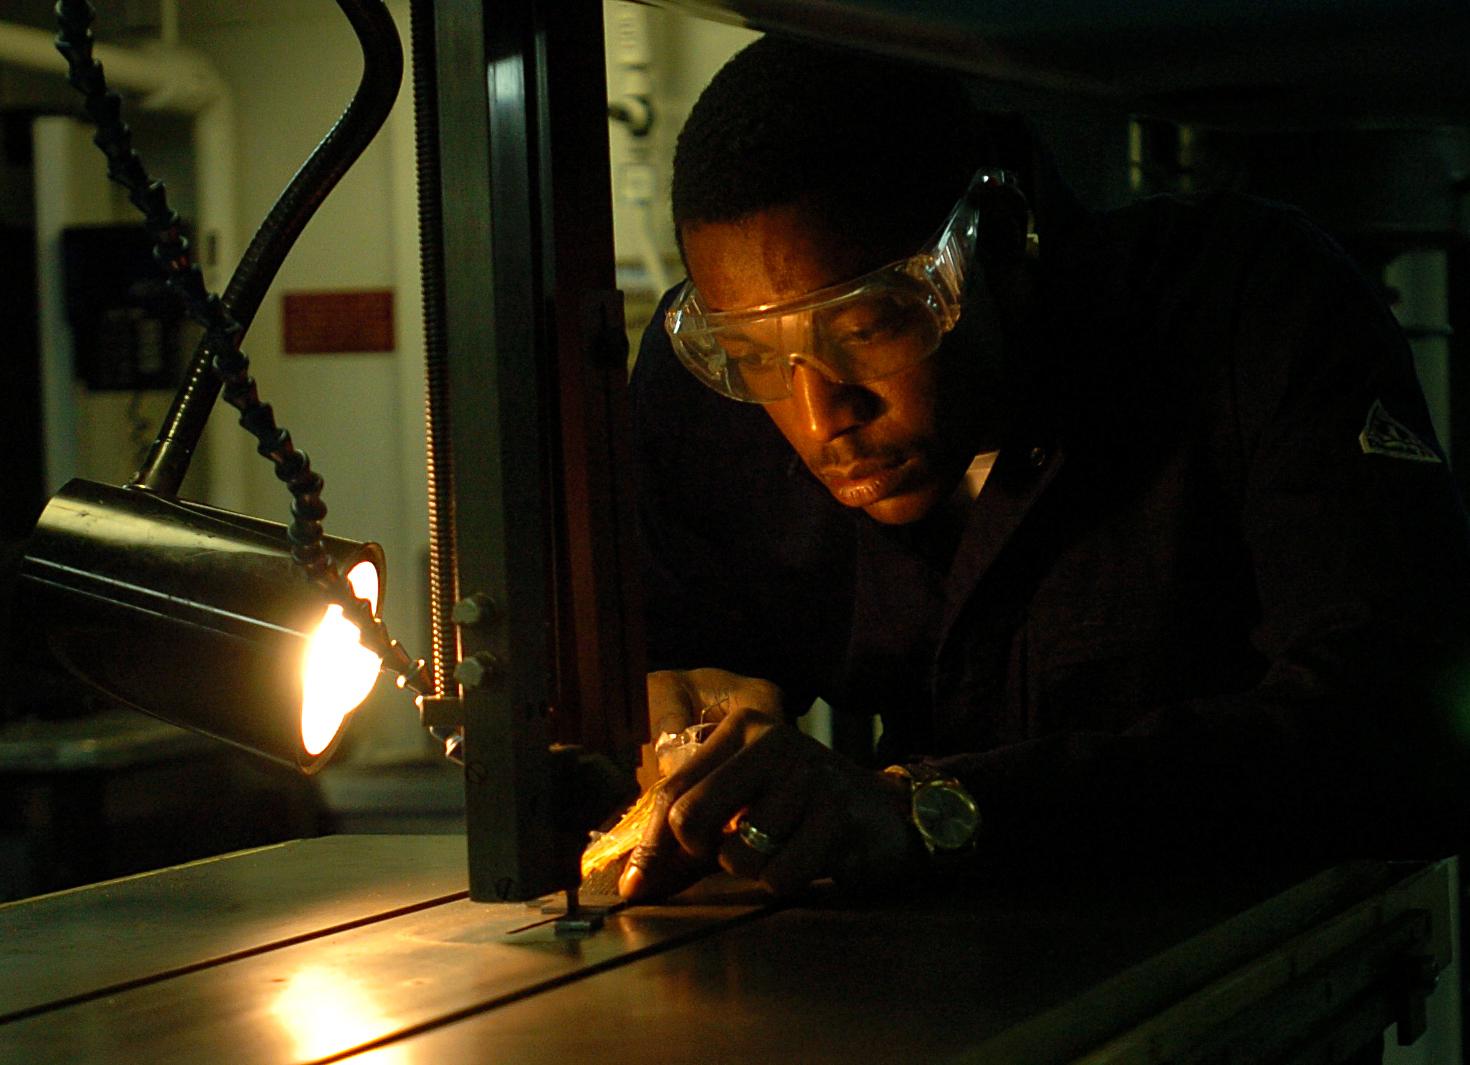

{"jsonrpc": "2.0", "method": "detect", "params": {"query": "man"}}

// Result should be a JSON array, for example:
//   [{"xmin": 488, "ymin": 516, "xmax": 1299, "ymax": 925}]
[{"xmin": 619, "ymin": 35, "xmax": 1470, "ymax": 902}]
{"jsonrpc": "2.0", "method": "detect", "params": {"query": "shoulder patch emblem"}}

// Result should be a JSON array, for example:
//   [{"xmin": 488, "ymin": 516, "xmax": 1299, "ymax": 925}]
[{"xmin": 1359, "ymin": 399, "xmax": 1442, "ymax": 463}]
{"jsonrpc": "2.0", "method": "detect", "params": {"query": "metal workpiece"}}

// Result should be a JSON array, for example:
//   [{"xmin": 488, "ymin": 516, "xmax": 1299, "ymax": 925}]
[{"xmin": 0, "ymin": 839, "xmax": 1454, "ymax": 1064}]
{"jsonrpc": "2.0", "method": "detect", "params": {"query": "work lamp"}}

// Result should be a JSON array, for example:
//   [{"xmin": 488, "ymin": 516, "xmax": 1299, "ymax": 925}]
[
  {"xmin": 20, "ymin": 479, "xmax": 392, "ymax": 771},
  {"xmin": 11, "ymin": 0, "xmax": 426, "ymax": 776}
]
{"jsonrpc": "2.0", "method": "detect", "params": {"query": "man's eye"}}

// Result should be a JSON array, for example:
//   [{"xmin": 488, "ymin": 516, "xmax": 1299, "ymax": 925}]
[
  {"xmin": 832, "ymin": 312, "xmax": 906, "ymax": 347},
  {"xmin": 840, "ymin": 324, "xmax": 886, "ymax": 345},
  {"xmin": 825, "ymin": 298, "xmax": 922, "ymax": 348},
  {"xmin": 724, "ymin": 342, "xmax": 777, "ymax": 366},
  {"xmin": 736, "ymin": 354, "xmax": 783, "ymax": 379}
]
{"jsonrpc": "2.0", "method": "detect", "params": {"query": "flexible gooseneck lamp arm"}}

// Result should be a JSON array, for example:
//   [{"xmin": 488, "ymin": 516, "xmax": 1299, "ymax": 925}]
[{"xmin": 51, "ymin": 0, "xmax": 428, "ymax": 695}]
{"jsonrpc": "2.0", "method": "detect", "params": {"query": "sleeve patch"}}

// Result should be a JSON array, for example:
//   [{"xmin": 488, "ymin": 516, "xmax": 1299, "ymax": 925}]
[{"xmin": 1359, "ymin": 399, "xmax": 1442, "ymax": 463}]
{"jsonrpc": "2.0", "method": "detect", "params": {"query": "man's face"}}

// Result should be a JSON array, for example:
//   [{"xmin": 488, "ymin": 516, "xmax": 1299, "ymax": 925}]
[{"xmin": 681, "ymin": 204, "xmax": 1001, "ymax": 525}]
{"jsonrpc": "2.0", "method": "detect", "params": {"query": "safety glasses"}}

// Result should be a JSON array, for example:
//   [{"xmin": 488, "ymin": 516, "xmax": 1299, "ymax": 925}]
[{"xmin": 665, "ymin": 171, "xmax": 1006, "ymax": 403}]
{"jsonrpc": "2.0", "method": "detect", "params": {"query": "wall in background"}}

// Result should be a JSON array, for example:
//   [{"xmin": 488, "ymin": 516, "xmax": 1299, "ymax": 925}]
[
  {"xmin": 605, "ymin": 3, "xmax": 755, "ymax": 353},
  {"xmin": 175, "ymin": 2, "xmax": 430, "ymax": 761},
  {"xmin": 8, "ymin": 2, "xmax": 760, "ymax": 762}
]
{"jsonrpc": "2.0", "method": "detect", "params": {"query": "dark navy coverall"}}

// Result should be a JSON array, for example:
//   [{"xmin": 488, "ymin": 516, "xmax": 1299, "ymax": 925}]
[{"xmin": 630, "ymin": 193, "xmax": 1470, "ymax": 873}]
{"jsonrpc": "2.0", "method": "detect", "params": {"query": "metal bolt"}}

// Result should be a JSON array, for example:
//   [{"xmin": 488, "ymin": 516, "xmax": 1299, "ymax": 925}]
[
  {"xmin": 451, "ymin": 593, "xmax": 496, "ymax": 627},
  {"xmin": 454, "ymin": 651, "xmax": 499, "ymax": 690}
]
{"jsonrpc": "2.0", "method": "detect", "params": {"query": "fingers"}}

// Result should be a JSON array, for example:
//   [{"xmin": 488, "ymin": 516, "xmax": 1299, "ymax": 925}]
[
  {"xmin": 663, "ymin": 708, "xmax": 785, "ymax": 857},
  {"xmin": 619, "ymin": 837, "xmax": 710, "ymax": 901},
  {"xmin": 716, "ymin": 759, "xmax": 816, "ymax": 881},
  {"xmin": 757, "ymin": 784, "xmax": 846, "ymax": 896},
  {"xmin": 624, "ymin": 672, "xmax": 864, "ymax": 900},
  {"xmin": 716, "ymin": 762, "xmax": 848, "ymax": 895},
  {"xmin": 618, "ymin": 784, "xmax": 712, "ymax": 901},
  {"xmin": 644, "ymin": 668, "xmax": 785, "ymax": 784},
  {"xmin": 621, "ymin": 712, "xmax": 818, "ymax": 898},
  {"xmin": 622, "ymin": 690, "xmax": 784, "ymax": 903}
]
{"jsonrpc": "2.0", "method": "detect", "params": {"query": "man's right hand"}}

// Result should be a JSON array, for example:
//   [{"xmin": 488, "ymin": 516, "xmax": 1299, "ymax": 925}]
[
  {"xmin": 619, "ymin": 668, "xmax": 914, "ymax": 901},
  {"xmin": 618, "ymin": 668, "xmax": 786, "ymax": 899}
]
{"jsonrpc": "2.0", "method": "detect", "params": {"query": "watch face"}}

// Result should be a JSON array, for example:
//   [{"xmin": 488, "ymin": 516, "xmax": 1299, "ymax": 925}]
[{"xmin": 912, "ymin": 781, "xmax": 979, "ymax": 850}]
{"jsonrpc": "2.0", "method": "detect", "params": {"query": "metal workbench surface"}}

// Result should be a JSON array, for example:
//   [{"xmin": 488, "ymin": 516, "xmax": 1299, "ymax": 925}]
[{"xmin": 0, "ymin": 836, "xmax": 1453, "ymax": 1064}]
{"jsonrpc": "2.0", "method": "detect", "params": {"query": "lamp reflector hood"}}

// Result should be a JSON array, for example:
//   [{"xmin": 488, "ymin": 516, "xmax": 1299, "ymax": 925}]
[{"xmin": 19, "ymin": 480, "xmax": 387, "ymax": 772}]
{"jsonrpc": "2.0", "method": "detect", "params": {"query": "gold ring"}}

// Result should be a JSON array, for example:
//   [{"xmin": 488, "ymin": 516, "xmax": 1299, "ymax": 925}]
[{"xmin": 735, "ymin": 818, "xmax": 780, "ymax": 856}]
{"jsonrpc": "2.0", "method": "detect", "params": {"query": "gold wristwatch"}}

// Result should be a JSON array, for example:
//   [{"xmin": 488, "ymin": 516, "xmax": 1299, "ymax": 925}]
[{"xmin": 884, "ymin": 763, "xmax": 981, "ymax": 856}]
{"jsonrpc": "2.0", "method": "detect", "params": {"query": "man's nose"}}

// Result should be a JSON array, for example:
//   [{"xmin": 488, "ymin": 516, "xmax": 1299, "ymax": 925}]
[{"xmin": 788, "ymin": 360, "xmax": 875, "ymax": 441}]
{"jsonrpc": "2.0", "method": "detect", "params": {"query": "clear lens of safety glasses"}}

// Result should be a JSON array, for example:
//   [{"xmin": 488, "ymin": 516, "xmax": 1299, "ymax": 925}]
[{"xmin": 666, "ymin": 171, "xmax": 998, "ymax": 403}]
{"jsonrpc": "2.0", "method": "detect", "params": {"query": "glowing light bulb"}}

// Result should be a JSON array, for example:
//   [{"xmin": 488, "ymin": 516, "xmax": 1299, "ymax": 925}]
[
  {"xmin": 345, "ymin": 559, "xmax": 380, "ymax": 610},
  {"xmin": 300, "ymin": 562, "xmax": 384, "ymax": 756}
]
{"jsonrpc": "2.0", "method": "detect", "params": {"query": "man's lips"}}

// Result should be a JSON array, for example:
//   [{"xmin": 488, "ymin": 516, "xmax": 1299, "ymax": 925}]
[{"xmin": 817, "ymin": 458, "xmax": 913, "ymax": 507}]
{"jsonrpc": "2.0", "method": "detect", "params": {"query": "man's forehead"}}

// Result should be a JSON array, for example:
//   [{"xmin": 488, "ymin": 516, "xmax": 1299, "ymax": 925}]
[{"xmin": 680, "ymin": 204, "xmax": 895, "ymax": 313}]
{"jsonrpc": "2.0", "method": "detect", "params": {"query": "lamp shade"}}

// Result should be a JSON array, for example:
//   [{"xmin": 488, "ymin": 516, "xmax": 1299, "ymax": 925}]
[{"xmin": 19, "ymin": 479, "xmax": 387, "ymax": 772}]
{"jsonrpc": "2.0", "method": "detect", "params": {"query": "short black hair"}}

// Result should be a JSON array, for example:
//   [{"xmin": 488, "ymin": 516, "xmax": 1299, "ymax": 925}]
[{"xmin": 672, "ymin": 35, "xmax": 1012, "ymax": 253}]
